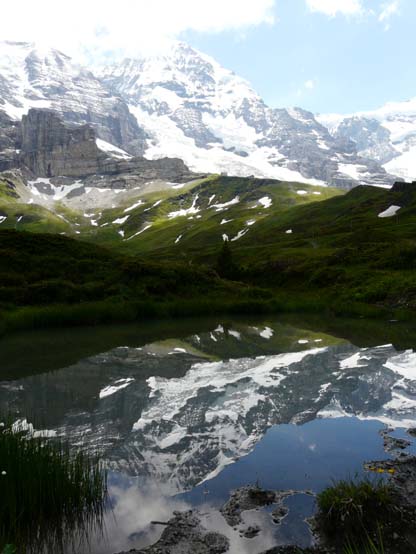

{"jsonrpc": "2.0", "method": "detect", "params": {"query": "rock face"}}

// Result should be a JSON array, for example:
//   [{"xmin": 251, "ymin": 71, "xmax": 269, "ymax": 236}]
[
  {"xmin": 332, "ymin": 116, "xmax": 396, "ymax": 164},
  {"xmin": 0, "ymin": 111, "xmax": 20, "ymax": 171},
  {"xmin": 0, "ymin": 41, "xmax": 147, "ymax": 155},
  {"xmin": 20, "ymin": 109, "xmax": 105, "ymax": 177},
  {"xmin": 17, "ymin": 108, "xmax": 196, "ymax": 183}
]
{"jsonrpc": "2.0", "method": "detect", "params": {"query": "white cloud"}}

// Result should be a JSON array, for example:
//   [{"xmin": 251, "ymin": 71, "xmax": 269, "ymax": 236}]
[
  {"xmin": 1, "ymin": 0, "xmax": 276, "ymax": 62},
  {"xmin": 378, "ymin": 0, "xmax": 400, "ymax": 30},
  {"xmin": 379, "ymin": 0, "xmax": 400, "ymax": 21},
  {"xmin": 306, "ymin": 0, "xmax": 363, "ymax": 17},
  {"xmin": 296, "ymin": 79, "xmax": 317, "ymax": 98}
]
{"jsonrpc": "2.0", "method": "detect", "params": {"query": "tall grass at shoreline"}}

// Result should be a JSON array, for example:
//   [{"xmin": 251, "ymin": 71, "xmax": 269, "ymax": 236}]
[
  {"xmin": 0, "ymin": 293, "xmax": 394, "ymax": 339},
  {"xmin": 0, "ymin": 420, "xmax": 107, "ymax": 553}
]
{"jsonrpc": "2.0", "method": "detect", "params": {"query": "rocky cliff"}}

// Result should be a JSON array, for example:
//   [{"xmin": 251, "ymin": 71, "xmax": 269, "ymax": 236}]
[
  {"xmin": 12, "ymin": 108, "xmax": 196, "ymax": 184},
  {"xmin": 0, "ymin": 41, "xmax": 147, "ymax": 155},
  {"xmin": 20, "ymin": 109, "xmax": 106, "ymax": 177}
]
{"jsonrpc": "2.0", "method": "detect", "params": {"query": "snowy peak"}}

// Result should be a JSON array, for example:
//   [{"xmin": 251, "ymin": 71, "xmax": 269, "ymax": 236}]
[
  {"xmin": 100, "ymin": 41, "xmax": 262, "ymax": 116},
  {"xmin": 0, "ymin": 41, "xmax": 83, "ymax": 118},
  {"xmin": 0, "ymin": 40, "xmax": 146, "ymax": 155},
  {"xmin": 319, "ymin": 98, "xmax": 416, "ymax": 181},
  {"xmin": 99, "ymin": 41, "xmax": 393, "ymax": 187},
  {"xmin": 0, "ymin": 40, "xmax": 398, "ymax": 187}
]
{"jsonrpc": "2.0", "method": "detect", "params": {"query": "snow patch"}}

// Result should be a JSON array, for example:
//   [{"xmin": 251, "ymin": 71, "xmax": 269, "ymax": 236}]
[
  {"xmin": 378, "ymin": 205, "xmax": 401, "ymax": 218},
  {"xmin": 257, "ymin": 197, "xmax": 272, "ymax": 208},
  {"xmin": 259, "ymin": 327, "xmax": 274, "ymax": 339},
  {"xmin": 124, "ymin": 200, "xmax": 144, "ymax": 213},
  {"xmin": 96, "ymin": 138, "xmax": 132, "ymax": 160},
  {"xmin": 99, "ymin": 378, "xmax": 134, "ymax": 399},
  {"xmin": 113, "ymin": 215, "xmax": 130, "ymax": 225},
  {"xmin": 126, "ymin": 224, "xmax": 152, "ymax": 241},
  {"xmin": 231, "ymin": 228, "xmax": 249, "ymax": 241},
  {"xmin": 168, "ymin": 195, "xmax": 200, "ymax": 218}
]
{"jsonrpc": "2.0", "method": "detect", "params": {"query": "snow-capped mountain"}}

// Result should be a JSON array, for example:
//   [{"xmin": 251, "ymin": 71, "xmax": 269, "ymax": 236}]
[
  {"xmin": 0, "ymin": 41, "xmax": 146, "ymax": 155},
  {"xmin": 1, "ymin": 326, "xmax": 415, "ymax": 496},
  {"xmin": 99, "ymin": 42, "xmax": 393, "ymax": 187},
  {"xmin": 319, "ymin": 98, "xmax": 416, "ymax": 181},
  {"xmin": 0, "ymin": 40, "xmax": 399, "ymax": 187}
]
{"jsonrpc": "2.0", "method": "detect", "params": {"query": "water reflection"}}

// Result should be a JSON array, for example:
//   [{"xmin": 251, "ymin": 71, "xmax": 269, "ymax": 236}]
[{"xmin": 1, "ymin": 318, "xmax": 416, "ymax": 553}]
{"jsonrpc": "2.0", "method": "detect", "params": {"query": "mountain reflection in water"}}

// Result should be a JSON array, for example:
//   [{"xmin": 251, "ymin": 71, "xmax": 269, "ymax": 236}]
[{"xmin": 1, "ymin": 318, "xmax": 415, "ymax": 553}]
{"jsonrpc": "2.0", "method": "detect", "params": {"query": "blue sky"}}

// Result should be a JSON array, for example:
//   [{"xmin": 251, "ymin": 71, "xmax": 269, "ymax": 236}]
[
  {"xmin": 4, "ymin": 0, "xmax": 413, "ymax": 114},
  {"xmin": 183, "ymin": 0, "xmax": 413, "ymax": 114}
]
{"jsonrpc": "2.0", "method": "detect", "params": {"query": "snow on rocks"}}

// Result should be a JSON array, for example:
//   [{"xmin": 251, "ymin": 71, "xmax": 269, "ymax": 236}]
[
  {"xmin": 99, "ymin": 378, "xmax": 134, "ymax": 399},
  {"xmin": 285, "ymin": 229, "xmax": 293, "ymax": 234},
  {"xmin": 339, "ymin": 352, "xmax": 371, "ymax": 370},
  {"xmin": 259, "ymin": 327, "xmax": 274, "ymax": 339},
  {"xmin": 384, "ymin": 350, "xmax": 416, "ymax": 381},
  {"xmin": 210, "ymin": 196, "xmax": 240, "ymax": 211},
  {"xmin": 168, "ymin": 195, "xmax": 200, "ymax": 218},
  {"xmin": 96, "ymin": 138, "xmax": 132, "ymax": 160},
  {"xmin": 231, "ymin": 229, "xmax": 249, "ymax": 241},
  {"xmin": 112, "ymin": 215, "xmax": 130, "ymax": 225}
]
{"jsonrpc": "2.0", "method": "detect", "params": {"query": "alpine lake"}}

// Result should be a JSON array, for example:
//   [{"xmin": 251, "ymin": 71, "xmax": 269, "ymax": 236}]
[{"xmin": 1, "ymin": 314, "xmax": 416, "ymax": 553}]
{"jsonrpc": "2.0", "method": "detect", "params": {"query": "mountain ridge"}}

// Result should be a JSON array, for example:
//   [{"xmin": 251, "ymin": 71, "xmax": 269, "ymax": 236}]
[
  {"xmin": 0, "ymin": 40, "xmax": 401, "ymax": 189},
  {"xmin": 318, "ymin": 97, "xmax": 416, "ymax": 181}
]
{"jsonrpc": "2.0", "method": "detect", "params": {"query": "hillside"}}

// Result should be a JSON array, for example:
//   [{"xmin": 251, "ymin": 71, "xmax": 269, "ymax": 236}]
[
  {"xmin": 0, "ymin": 179, "xmax": 415, "ymax": 336},
  {"xmin": 0, "ymin": 172, "xmax": 342, "ymax": 245}
]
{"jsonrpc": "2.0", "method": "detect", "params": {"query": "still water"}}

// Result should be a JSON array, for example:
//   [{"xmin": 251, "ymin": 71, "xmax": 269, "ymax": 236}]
[{"xmin": 1, "ymin": 316, "xmax": 416, "ymax": 553}]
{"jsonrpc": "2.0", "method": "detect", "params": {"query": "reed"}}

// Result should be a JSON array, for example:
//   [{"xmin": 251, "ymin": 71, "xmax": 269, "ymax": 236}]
[{"xmin": 0, "ymin": 420, "xmax": 107, "ymax": 553}]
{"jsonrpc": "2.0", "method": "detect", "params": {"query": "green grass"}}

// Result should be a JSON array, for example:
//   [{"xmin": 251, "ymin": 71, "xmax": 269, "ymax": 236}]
[
  {"xmin": 317, "ymin": 478, "xmax": 395, "ymax": 547},
  {"xmin": 0, "ymin": 420, "xmax": 107, "ymax": 553},
  {"xmin": 0, "ymin": 177, "xmax": 416, "ymax": 336},
  {"xmin": 344, "ymin": 535, "xmax": 385, "ymax": 554}
]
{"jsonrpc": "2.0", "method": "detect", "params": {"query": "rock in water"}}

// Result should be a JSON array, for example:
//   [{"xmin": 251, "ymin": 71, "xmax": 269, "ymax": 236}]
[{"xmin": 116, "ymin": 510, "xmax": 229, "ymax": 554}]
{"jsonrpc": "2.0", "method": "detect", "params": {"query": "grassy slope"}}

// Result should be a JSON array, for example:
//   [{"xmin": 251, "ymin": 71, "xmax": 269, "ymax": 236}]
[
  {"xmin": 106, "ymin": 176, "xmax": 343, "ymax": 257},
  {"xmin": 1, "ymin": 173, "xmax": 415, "ymax": 330},
  {"xmin": 0, "ymin": 229, "xmax": 274, "ymax": 335},
  {"xmin": 0, "ymin": 174, "xmax": 343, "ymax": 250},
  {"xmin": 237, "ymin": 183, "xmax": 416, "ymax": 309}
]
